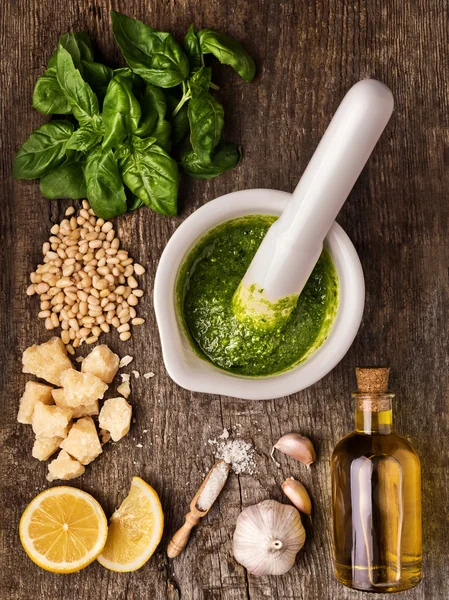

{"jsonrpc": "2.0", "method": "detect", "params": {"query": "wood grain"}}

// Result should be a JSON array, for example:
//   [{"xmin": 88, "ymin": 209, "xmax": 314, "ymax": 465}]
[{"xmin": 1, "ymin": 1, "xmax": 448, "ymax": 599}]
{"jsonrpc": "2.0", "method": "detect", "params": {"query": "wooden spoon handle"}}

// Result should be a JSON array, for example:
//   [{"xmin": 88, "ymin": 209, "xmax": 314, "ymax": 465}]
[{"xmin": 167, "ymin": 512, "xmax": 201, "ymax": 558}]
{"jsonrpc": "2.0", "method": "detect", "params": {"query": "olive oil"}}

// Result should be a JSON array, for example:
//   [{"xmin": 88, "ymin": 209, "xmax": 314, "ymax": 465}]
[{"xmin": 331, "ymin": 368, "xmax": 422, "ymax": 593}]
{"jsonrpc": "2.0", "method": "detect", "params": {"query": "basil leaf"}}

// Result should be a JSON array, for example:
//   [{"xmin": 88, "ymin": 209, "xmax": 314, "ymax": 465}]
[
  {"xmin": 102, "ymin": 75, "xmax": 141, "ymax": 150},
  {"xmin": 166, "ymin": 93, "xmax": 189, "ymax": 146},
  {"xmin": 81, "ymin": 61, "xmax": 114, "ymax": 99},
  {"xmin": 116, "ymin": 136, "xmax": 179, "ymax": 216},
  {"xmin": 111, "ymin": 11, "xmax": 190, "ymax": 88},
  {"xmin": 197, "ymin": 29, "xmax": 256, "ymax": 82},
  {"xmin": 40, "ymin": 161, "xmax": 87, "ymax": 199},
  {"xmin": 66, "ymin": 126, "xmax": 102, "ymax": 152},
  {"xmin": 13, "ymin": 120, "xmax": 74, "ymax": 180},
  {"xmin": 85, "ymin": 147, "xmax": 127, "ymax": 219},
  {"xmin": 125, "ymin": 189, "xmax": 144, "ymax": 211},
  {"xmin": 184, "ymin": 25, "xmax": 202, "ymax": 69},
  {"xmin": 73, "ymin": 32, "xmax": 94, "ymax": 62},
  {"xmin": 33, "ymin": 32, "xmax": 95, "ymax": 115},
  {"xmin": 133, "ymin": 84, "xmax": 166, "ymax": 137},
  {"xmin": 188, "ymin": 66, "xmax": 212, "ymax": 94},
  {"xmin": 150, "ymin": 118, "xmax": 172, "ymax": 153},
  {"xmin": 187, "ymin": 90, "xmax": 224, "ymax": 163},
  {"xmin": 56, "ymin": 32, "xmax": 94, "ymax": 71},
  {"xmin": 181, "ymin": 142, "xmax": 242, "ymax": 179},
  {"xmin": 56, "ymin": 47, "xmax": 99, "ymax": 125},
  {"xmin": 132, "ymin": 84, "xmax": 171, "ymax": 150},
  {"xmin": 32, "ymin": 68, "xmax": 72, "ymax": 115}
]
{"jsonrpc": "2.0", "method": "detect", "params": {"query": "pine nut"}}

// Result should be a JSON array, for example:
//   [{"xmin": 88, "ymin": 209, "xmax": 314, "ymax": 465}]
[
  {"xmin": 120, "ymin": 332, "xmax": 131, "ymax": 341},
  {"xmin": 100, "ymin": 322, "xmax": 110, "ymax": 333},
  {"xmin": 51, "ymin": 313, "xmax": 59, "ymax": 328},
  {"xmin": 102, "ymin": 221, "xmax": 113, "ymax": 232},
  {"xmin": 127, "ymin": 294, "xmax": 138, "ymax": 306},
  {"xmin": 124, "ymin": 265, "xmax": 134, "ymax": 277},
  {"xmin": 132, "ymin": 318, "xmax": 145, "ymax": 325},
  {"xmin": 69, "ymin": 318, "xmax": 79, "ymax": 331},
  {"xmin": 129, "ymin": 307, "xmax": 136, "ymax": 318},
  {"xmin": 134, "ymin": 263, "xmax": 146, "ymax": 275},
  {"xmin": 118, "ymin": 323, "xmax": 130, "ymax": 333},
  {"xmin": 66, "ymin": 344, "xmax": 75, "ymax": 355},
  {"xmin": 40, "ymin": 301, "xmax": 51, "ymax": 310},
  {"xmin": 38, "ymin": 310, "xmax": 51, "ymax": 318},
  {"xmin": 65, "ymin": 206, "xmax": 75, "ymax": 216},
  {"xmin": 45, "ymin": 318, "xmax": 54, "ymax": 330},
  {"xmin": 35, "ymin": 282, "xmax": 50, "ymax": 294},
  {"xmin": 93, "ymin": 278, "xmax": 109, "ymax": 290},
  {"xmin": 134, "ymin": 289, "xmax": 144, "ymax": 297},
  {"xmin": 112, "ymin": 317, "xmax": 120, "ymax": 328},
  {"xmin": 50, "ymin": 224, "xmax": 59, "ymax": 234},
  {"xmin": 26, "ymin": 284, "xmax": 36, "ymax": 296},
  {"xmin": 61, "ymin": 330, "xmax": 70, "ymax": 344},
  {"xmin": 86, "ymin": 335, "xmax": 98, "ymax": 344},
  {"xmin": 56, "ymin": 278, "xmax": 72, "ymax": 288},
  {"xmin": 128, "ymin": 276, "xmax": 138, "ymax": 289},
  {"xmin": 92, "ymin": 326, "xmax": 101, "ymax": 337}
]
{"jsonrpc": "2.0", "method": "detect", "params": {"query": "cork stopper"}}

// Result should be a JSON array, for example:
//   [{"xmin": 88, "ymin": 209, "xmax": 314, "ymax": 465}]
[{"xmin": 355, "ymin": 367, "xmax": 390, "ymax": 393}]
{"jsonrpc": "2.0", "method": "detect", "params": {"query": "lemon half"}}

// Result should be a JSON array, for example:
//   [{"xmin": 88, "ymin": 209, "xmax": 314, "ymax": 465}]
[
  {"xmin": 19, "ymin": 486, "xmax": 108, "ymax": 573},
  {"xmin": 97, "ymin": 476, "xmax": 164, "ymax": 572}
]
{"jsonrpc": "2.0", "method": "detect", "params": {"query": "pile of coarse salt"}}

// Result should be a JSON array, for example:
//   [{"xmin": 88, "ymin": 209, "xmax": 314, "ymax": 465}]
[
  {"xmin": 208, "ymin": 429, "xmax": 257, "ymax": 475},
  {"xmin": 196, "ymin": 460, "xmax": 230, "ymax": 511}
]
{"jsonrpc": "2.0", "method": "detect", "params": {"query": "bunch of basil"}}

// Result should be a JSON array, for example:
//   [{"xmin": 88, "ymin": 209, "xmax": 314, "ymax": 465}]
[{"xmin": 12, "ymin": 12, "xmax": 256, "ymax": 219}]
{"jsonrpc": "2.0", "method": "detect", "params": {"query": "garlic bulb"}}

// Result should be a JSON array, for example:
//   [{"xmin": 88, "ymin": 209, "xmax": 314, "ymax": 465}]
[
  {"xmin": 233, "ymin": 499, "xmax": 306, "ymax": 576},
  {"xmin": 271, "ymin": 433, "xmax": 316, "ymax": 467}
]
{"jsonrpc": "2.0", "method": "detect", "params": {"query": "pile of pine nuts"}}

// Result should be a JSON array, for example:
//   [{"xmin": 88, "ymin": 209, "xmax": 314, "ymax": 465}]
[{"xmin": 26, "ymin": 201, "xmax": 146, "ymax": 353}]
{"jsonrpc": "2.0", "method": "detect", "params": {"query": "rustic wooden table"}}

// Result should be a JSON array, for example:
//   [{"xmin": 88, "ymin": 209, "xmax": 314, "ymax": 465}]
[{"xmin": 1, "ymin": 1, "xmax": 448, "ymax": 598}]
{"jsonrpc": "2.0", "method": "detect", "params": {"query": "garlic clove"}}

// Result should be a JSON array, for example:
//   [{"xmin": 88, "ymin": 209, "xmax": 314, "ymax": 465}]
[
  {"xmin": 271, "ymin": 433, "xmax": 316, "ymax": 467},
  {"xmin": 282, "ymin": 477, "xmax": 312, "ymax": 516},
  {"xmin": 233, "ymin": 499, "xmax": 306, "ymax": 576}
]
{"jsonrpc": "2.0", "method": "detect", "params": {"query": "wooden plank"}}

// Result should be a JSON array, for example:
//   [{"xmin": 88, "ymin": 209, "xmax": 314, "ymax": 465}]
[{"xmin": 1, "ymin": 0, "xmax": 448, "ymax": 598}]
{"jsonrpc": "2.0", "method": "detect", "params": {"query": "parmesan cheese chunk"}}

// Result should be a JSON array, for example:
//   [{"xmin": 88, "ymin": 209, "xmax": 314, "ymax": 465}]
[
  {"xmin": 17, "ymin": 381, "xmax": 54, "ymax": 424},
  {"xmin": 32, "ymin": 401, "xmax": 72, "ymax": 439},
  {"xmin": 81, "ymin": 345, "xmax": 120, "ymax": 383},
  {"xmin": 60, "ymin": 417, "xmax": 102, "ymax": 465},
  {"xmin": 22, "ymin": 337, "xmax": 73, "ymax": 386},
  {"xmin": 32, "ymin": 436, "xmax": 64, "ymax": 461},
  {"xmin": 60, "ymin": 369, "xmax": 108, "ymax": 408},
  {"xmin": 47, "ymin": 450, "xmax": 85, "ymax": 482},
  {"xmin": 98, "ymin": 397, "xmax": 132, "ymax": 442},
  {"xmin": 52, "ymin": 388, "xmax": 99, "ymax": 418}
]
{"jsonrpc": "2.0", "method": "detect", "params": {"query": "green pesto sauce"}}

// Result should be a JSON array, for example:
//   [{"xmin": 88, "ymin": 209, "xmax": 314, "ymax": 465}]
[{"xmin": 176, "ymin": 215, "xmax": 339, "ymax": 377}]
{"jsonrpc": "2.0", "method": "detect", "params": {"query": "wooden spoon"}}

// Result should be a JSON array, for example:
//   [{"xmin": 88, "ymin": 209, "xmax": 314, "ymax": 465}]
[{"xmin": 167, "ymin": 460, "xmax": 230, "ymax": 558}]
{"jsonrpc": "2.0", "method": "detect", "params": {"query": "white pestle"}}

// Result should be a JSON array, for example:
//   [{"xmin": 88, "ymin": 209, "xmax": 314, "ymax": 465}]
[{"xmin": 232, "ymin": 79, "xmax": 394, "ymax": 329}]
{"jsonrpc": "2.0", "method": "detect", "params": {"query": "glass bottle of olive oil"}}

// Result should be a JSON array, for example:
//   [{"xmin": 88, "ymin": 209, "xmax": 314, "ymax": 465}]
[{"xmin": 331, "ymin": 368, "xmax": 422, "ymax": 592}]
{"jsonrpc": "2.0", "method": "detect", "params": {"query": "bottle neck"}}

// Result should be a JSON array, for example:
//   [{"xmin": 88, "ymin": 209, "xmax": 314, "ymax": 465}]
[{"xmin": 353, "ymin": 393, "xmax": 394, "ymax": 434}]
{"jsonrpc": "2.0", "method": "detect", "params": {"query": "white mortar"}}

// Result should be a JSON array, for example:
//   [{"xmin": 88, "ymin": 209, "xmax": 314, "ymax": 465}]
[{"xmin": 154, "ymin": 188, "xmax": 365, "ymax": 400}]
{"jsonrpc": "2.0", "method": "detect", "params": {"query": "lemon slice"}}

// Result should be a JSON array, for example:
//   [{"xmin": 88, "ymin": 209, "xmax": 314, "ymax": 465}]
[
  {"xmin": 19, "ymin": 486, "xmax": 108, "ymax": 573},
  {"xmin": 97, "ymin": 476, "xmax": 164, "ymax": 572}
]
